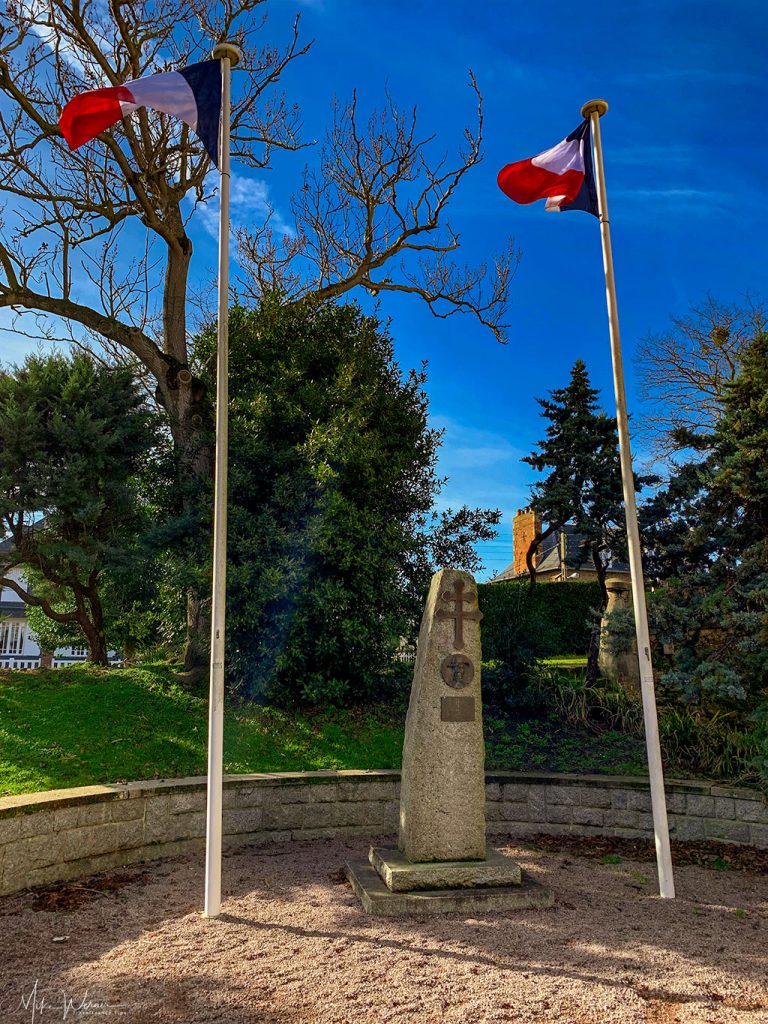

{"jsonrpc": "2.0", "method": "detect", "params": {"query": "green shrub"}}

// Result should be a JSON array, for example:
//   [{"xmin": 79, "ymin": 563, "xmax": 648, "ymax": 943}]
[
  {"xmin": 481, "ymin": 660, "xmax": 548, "ymax": 716},
  {"xmin": 193, "ymin": 299, "xmax": 498, "ymax": 707},
  {"xmin": 659, "ymin": 705, "xmax": 768, "ymax": 788},
  {"xmin": 534, "ymin": 666, "xmax": 768, "ymax": 791}
]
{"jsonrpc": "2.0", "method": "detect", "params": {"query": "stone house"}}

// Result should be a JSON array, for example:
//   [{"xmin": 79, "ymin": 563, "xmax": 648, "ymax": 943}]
[{"xmin": 489, "ymin": 508, "xmax": 631, "ymax": 584}]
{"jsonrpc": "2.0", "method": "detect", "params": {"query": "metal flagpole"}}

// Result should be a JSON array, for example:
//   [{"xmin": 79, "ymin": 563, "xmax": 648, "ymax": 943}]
[
  {"xmin": 204, "ymin": 41, "xmax": 241, "ymax": 920},
  {"xmin": 581, "ymin": 99, "xmax": 675, "ymax": 900}
]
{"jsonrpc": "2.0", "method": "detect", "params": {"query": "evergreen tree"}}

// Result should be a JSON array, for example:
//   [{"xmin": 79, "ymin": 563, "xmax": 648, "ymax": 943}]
[
  {"xmin": 0, "ymin": 353, "xmax": 157, "ymax": 664},
  {"xmin": 641, "ymin": 333, "xmax": 768, "ymax": 707},
  {"xmin": 523, "ymin": 360, "xmax": 641, "ymax": 681},
  {"xmin": 523, "ymin": 360, "xmax": 629, "ymax": 600},
  {"xmin": 194, "ymin": 297, "xmax": 500, "ymax": 705}
]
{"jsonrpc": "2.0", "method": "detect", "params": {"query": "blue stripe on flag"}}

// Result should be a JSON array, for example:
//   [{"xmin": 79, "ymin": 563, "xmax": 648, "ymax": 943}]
[
  {"xmin": 562, "ymin": 120, "xmax": 599, "ymax": 217},
  {"xmin": 179, "ymin": 60, "xmax": 222, "ymax": 166}
]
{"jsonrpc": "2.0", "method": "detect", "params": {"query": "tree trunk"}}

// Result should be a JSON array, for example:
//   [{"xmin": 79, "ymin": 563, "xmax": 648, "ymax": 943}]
[
  {"xmin": 160, "ymin": 227, "xmax": 216, "ymax": 672},
  {"xmin": 526, "ymin": 523, "xmax": 558, "ymax": 587},
  {"xmin": 585, "ymin": 546, "xmax": 608, "ymax": 686},
  {"xmin": 183, "ymin": 592, "xmax": 209, "ymax": 675},
  {"xmin": 82, "ymin": 584, "xmax": 109, "ymax": 667},
  {"xmin": 86, "ymin": 629, "xmax": 110, "ymax": 667}
]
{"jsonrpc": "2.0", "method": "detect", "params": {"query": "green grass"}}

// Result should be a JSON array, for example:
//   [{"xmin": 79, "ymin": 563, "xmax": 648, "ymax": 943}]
[
  {"xmin": 0, "ymin": 665, "xmax": 405, "ymax": 796},
  {"xmin": 541, "ymin": 655, "xmax": 589, "ymax": 668},
  {"xmin": 0, "ymin": 664, "xmax": 646, "ymax": 796}
]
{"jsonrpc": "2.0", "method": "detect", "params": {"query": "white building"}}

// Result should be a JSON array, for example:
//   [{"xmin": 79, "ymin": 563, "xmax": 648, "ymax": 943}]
[{"xmin": 0, "ymin": 540, "xmax": 116, "ymax": 669}]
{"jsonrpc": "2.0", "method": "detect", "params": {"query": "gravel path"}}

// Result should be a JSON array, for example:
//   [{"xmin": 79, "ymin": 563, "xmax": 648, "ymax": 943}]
[{"xmin": 0, "ymin": 837, "xmax": 766, "ymax": 1023}]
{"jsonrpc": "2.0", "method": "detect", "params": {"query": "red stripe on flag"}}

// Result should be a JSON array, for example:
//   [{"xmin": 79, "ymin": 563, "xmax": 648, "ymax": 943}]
[
  {"xmin": 497, "ymin": 159, "xmax": 584, "ymax": 206},
  {"xmin": 59, "ymin": 86, "xmax": 135, "ymax": 150}
]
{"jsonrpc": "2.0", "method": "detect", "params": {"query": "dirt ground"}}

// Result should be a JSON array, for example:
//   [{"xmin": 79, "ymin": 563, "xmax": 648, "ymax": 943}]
[{"xmin": 0, "ymin": 836, "xmax": 766, "ymax": 1024}]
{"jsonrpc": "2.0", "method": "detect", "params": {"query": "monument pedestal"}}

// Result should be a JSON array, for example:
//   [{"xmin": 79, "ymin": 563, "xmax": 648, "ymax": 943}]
[
  {"xmin": 369, "ymin": 846, "xmax": 521, "ymax": 891},
  {"xmin": 345, "ymin": 569, "xmax": 551, "ymax": 916},
  {"xmin": 345, "ymin": 848, "xmax": 552, "ymax": 916}
]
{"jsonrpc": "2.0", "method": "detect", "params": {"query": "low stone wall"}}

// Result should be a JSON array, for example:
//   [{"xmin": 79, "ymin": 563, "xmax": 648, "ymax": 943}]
[
  {"xmin": 1, "ymin": 771, "xmax": 765, "ymax": 897},
  {"xmin": 484, "ymin": 775, "xmax": 768, "ymax": 847}
]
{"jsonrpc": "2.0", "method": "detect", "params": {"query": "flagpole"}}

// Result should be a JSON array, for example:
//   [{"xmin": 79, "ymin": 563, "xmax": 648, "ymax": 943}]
[
  {"xmin": 204, "ymin": 41, "xmax": 240, "ymax": 920},
  {"xmin": 581, "ymin": 99, "xmax": 675, "ymax": 899}
]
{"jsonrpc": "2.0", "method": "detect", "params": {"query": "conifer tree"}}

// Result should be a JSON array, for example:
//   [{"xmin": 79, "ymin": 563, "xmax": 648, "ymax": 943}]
[
  {"xmin": 523, "ymin": 360, "xmax": 638, "ymax": 680},
  {"xmin": 641, "ymin": 333, "xmax": 768, "ymax": 707},
  {"xmin": 0, "ymin": 353, "xmax": 156, "ymax": 664},
  {"xmin": 523, "ymin": 360, "xmax": 627, "ymax": 601}
]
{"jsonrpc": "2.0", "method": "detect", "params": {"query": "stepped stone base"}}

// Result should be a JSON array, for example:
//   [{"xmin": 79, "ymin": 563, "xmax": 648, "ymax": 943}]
[
  {"xmin": 346, "ymin": 859, "xmax": 552, "ymax": 916},
  {"xmin": 369, "ymin": 846, "xmax": 522, "ymax": 892}
]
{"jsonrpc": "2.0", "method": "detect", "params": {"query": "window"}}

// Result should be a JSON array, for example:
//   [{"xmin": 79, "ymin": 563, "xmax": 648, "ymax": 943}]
[
  {"xmin": 0, "ymin": 622, "xmax": 23, "ymax": 655},
  {"xmin": 70, "ymin": 646, "xmax": 88, "ymax": 658}
]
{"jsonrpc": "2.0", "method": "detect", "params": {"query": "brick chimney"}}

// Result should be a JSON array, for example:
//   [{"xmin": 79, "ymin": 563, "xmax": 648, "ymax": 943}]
[{"xmin": 513, "ymin": 508, "xmax": 541, "ymax": 577}]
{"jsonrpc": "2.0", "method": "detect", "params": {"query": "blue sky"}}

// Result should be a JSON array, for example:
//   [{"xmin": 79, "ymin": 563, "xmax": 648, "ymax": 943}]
[
  {"xmin": 258, "ymin": 0, "xmax": 767, "ymax": 578},
  {"xmin": 6, "ymin": 0, "xmax": 767, "ymax": 580}
]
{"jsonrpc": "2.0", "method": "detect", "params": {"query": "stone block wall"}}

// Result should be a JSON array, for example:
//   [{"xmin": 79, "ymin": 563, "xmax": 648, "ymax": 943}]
[
  {"xmin": 484, "ymin": 773, "xmax": 768, "ymax": 847},
  {"xmin": 0, "ymin": 771, "xmax": 765, "ymax": 897}
]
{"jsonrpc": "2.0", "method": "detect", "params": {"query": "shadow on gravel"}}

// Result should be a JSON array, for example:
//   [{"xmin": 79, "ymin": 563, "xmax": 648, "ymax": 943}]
[{"xmin": 0, "ymin": 836, "xmax": 766, "ymax": 1023}]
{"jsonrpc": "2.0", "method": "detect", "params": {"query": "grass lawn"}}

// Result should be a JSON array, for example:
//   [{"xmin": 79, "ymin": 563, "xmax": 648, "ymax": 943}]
[
  {"xmin": 0, "ymin": 664, "xmax": 647, "ymax": 796},
  {"xmin": 541, "ymin": 655, "xmax": 589, "ymax": 668}
]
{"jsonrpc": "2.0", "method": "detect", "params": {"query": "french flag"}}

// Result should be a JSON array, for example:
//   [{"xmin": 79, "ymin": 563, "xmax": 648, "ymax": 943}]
[
  {"xmin": 497, "ymin": 120, "xmax": 598, "ymax": 217},
  {"xmin": 59, "ymin": 60, "xmax": 222, "ymax": 166}
]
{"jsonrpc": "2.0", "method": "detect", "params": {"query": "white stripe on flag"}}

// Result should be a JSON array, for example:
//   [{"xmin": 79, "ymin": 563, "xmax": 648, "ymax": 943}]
[
  {"xmin": 545, "ymin": 196, "xmax": 567, "ymax": 211},
  {"xmin": 532, "ymin": 137, "xmax": 584, "ymax": 176},
  {"xmin": 119, "ymin": 71, "xmax": 198, "ymax": 131}
]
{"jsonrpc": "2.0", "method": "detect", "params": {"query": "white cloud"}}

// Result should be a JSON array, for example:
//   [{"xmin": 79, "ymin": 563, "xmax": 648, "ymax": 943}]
[
  {"xmin": 22, "ymin": 0, "xmax": 112, "ymax": 81},
  {"xmin": 610, "ymin": 186, "xmax": 734, "ymax": 216},
  {"xmin": 193, "ymin": 175, "xmax": 294, "ymax": 245},
  {"xmin": 432, "ymin": 415, "xmax": 524, "ymax": 473},
  {"xmin": 429, "ymin": 414, "xmax": 532, "ymax": 538},
  {"xmin": 623, "ymin": 188, "xmax": 729, "ymax": 200},
  {"xmin": 609, "ymin": 144, "xmax": 696, "ymax": 167}
]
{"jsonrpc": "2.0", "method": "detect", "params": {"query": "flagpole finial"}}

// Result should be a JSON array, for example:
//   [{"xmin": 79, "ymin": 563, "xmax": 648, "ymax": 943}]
[
  {"xmin": 212, "ymin": 42, "xmax": 242, "ymax": 66},
  {"xmin": 581, "ymin": 98, "xmax": 608, "ymax": 119}
]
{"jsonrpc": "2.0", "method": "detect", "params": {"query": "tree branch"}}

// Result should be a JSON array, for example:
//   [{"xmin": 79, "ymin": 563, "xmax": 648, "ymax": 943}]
[
  {"xmin": 236, "ymin": 71, "xmax": 517, "ymax": 343},
  {"xmin": 0, "ymin": 575, "xmax": 81, "ymax": 624}
]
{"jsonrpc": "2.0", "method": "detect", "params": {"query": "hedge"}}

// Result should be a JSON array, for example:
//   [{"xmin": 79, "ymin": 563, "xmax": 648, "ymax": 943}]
[{"xmin": 478, "ymin": 579, "xmax": 601, "ymax": 664}]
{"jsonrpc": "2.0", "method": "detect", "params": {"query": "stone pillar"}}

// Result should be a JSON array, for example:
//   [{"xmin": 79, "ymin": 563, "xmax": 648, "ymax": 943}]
[
  {"xmin": 398, "ymin": 568, "xmax": 486, "ymax": 862},
  {"xmin": 345, "ymin": 567, "xmax": 549, "ymax": 914},
  {"xmin": 598, "ymin": 576, "xmax": 641, "ymax": 694}
]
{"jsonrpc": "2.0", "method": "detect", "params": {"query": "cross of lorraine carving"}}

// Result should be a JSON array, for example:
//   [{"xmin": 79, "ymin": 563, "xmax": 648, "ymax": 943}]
[{"xmin": 435, "ymin": 578, "xmax": 483, "ymax": 650}]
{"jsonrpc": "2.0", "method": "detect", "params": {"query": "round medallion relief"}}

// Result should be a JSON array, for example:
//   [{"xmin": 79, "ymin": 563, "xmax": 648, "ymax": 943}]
[{"xmin": 440, "ymin": 653, "xmax": 474, "ymax": 689}]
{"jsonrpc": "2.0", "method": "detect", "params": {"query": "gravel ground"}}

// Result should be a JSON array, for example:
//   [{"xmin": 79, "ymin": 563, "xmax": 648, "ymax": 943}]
[{"xmin": 0, "ymin": 837, "xmax": 766, "ymax": 1024}]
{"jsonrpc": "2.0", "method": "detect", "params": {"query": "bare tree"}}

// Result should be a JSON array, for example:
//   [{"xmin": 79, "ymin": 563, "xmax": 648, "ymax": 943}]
[
  {"xmin": 0, "ymin": 0, "xmax": 311, "ymax": 667},
  {"xmin": 236, "ymin": 79, "xmax": 518, "ymax": 342},
  {"xmin": 0, "ymin": 0, "xmax": 516, "ymax": 666},
  {"xmin": 636, "ymin": 298, "xmax": 765, "ymax": 456}
]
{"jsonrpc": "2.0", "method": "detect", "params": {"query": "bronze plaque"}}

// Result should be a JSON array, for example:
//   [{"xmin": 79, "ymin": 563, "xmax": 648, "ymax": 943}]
[
  {"xmin": 440, "ymin": 696, "xmax": 476, "ymax": 722},
  {"xmin": 440, "ymin": 653, "xmax": 474, "ymax": 689}
]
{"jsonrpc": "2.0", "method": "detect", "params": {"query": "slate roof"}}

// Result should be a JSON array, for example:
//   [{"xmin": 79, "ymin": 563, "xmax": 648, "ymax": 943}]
[
  {"xmin": 489, "ymin": 524, "xmax": 630, "ymax": 584},
  {"xmin": 0, "ymin": 517, "xmax": 48, "ymax": 556},
  {"xmin": 0, "ymin": 600, "xmax": 26, "ymax": 616}
]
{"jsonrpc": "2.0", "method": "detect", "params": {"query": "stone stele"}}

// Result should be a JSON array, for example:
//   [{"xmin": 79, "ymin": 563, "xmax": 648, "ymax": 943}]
[
  {"xmin": 399, "ymin": 567, "xmax": 486, "ymax": 863},
  {"xmin": 346, "ymin": 567, "xmax": 551, "ymax": 915}
]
